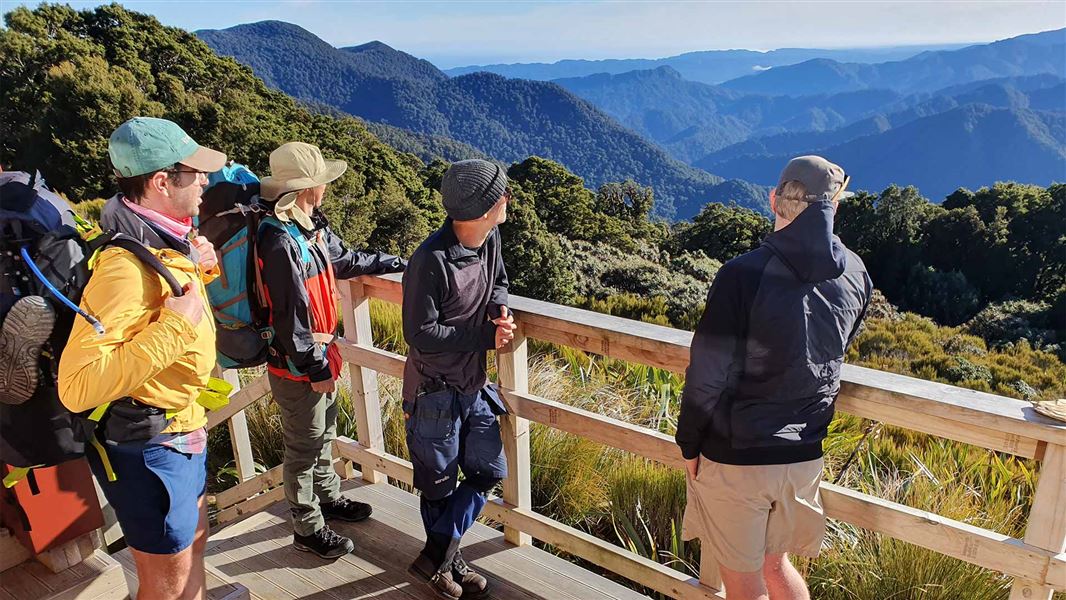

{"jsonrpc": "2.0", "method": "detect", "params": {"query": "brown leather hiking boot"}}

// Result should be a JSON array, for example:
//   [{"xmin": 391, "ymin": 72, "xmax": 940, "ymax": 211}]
[
  {"xmin": 408, "ymin": 552, "xmax": 463, "ymax": 600},
  {"xmin": 452, "ymin": 550, "xmax": 490, "ymax": 598}
]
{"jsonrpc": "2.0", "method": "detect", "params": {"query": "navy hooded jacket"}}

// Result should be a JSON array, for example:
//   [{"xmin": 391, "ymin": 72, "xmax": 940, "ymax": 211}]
[{"xmin": 675, "ymin": 201, "xmax": 873, "ymax": 465}]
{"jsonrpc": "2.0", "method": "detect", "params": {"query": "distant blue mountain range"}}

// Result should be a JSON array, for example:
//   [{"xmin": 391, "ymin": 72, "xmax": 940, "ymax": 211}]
[
  {"xmin": 443, "ymin": 44, "xmax": 968, "ymax": 84},
  {"xmin": 198, "ymin": 21, "xmax": 1064, "ymax": 216},
  {"xmin": 719, "ymin": 29, "xmax": 1066, "ymax": 95},
  {"xmin": 700, "ymin": 104, "xmax": 1065, "ymax": 200},
  {"xmin": 551, "ymin": 31, "xmax": 1065, "ymax": 200}
]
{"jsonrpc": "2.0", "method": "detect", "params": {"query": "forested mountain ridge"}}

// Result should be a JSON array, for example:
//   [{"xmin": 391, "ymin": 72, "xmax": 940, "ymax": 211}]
[
  {"xmin": 197, "ymin": 20, "xmax": 769, "ymax": 218},
  {"xmin": 554, "ymin": 57, "xmax": 1064, "ymax": 197},
  {"xmin": 554, "ymin": 66, "xmax": 903, "ymax": 160},
  {"xmin": 697, "ymin": 104, "xmax": 1066, "ymax": 201},
  {"xmin": 697, "ymin": 74, "xmax": 1065, "ymax": 167}
]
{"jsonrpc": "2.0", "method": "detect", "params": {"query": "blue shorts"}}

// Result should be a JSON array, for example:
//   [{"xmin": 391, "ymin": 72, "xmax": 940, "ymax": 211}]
[{"xmin": 87, "ymin": 438, "xmax": 207, "ymax": 554}]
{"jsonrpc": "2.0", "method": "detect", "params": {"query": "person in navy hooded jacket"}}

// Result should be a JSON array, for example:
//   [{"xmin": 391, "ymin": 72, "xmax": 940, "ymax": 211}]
[{"xmin": 676, "ymin": 156, "xmax": 872, "ymax": 600}]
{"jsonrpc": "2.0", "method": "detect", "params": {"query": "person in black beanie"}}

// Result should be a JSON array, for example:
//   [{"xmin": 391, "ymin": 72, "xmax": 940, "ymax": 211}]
[{"xmin": 401, "ymin": 159, "xmax": 516, "ymax": 599}]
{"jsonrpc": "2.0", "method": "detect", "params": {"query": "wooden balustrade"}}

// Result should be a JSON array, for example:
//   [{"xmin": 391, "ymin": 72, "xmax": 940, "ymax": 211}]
[{"xmin": 209, "ymin": 272, "xmax": 1066, "ymax": 599}]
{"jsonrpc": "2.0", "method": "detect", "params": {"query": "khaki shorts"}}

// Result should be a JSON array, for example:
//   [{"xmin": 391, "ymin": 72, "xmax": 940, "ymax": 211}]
[{"xmin": 682, "ymin": 455, "xmax": 825, "ymax": 573}]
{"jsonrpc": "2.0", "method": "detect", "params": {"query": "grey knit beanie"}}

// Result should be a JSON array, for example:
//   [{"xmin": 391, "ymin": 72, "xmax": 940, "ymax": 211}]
[{"xmin": 440, "ymin": 159, "xmax": 508, "ymax": 221}]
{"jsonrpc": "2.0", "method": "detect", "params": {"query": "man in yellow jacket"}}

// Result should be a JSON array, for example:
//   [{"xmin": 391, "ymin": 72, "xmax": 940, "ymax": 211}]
[{"xmin": 59, "ymin": 117, "xmax": 225, "ymax": 600}]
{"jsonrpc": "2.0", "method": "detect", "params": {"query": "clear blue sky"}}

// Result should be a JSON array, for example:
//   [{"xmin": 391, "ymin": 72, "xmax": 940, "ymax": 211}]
[{"xmin": 2, "ymin": 0, "xmax": 1064, "ymax": 68}]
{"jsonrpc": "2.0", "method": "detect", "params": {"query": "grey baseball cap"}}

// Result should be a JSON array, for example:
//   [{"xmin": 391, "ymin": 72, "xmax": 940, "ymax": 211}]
[{"xmin": 774, "ymin": 155, "xmax": 853, "ymax": 202}]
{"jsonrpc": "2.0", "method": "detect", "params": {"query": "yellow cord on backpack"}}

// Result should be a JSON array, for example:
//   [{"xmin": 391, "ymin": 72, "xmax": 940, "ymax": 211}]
[
  {"xmin": 88, "ymin": 402, "xmax": 111, "ymax": 423},
  {"xmin": 3, "ymin": 466, "xmax": 43, "ymax": 488},
  {"xmin": 86, "ymin": 401, "xmax": 117, "ymax": 481},
  {"xmin": 89, "ymin": 437, "xmax": 117, "ymax": 482}
]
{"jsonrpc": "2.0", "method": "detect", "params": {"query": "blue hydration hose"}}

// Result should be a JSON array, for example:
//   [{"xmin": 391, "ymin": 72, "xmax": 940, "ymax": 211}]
[{"xmin": 19, "ymin": 246, "xmax": 105, "ymax": 336}]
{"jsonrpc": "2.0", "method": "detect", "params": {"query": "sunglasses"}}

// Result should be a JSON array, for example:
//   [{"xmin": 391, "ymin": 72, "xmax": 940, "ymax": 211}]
[{"xmin": 164, "ymin": 165, "xmax": 209, "ymax": 178}]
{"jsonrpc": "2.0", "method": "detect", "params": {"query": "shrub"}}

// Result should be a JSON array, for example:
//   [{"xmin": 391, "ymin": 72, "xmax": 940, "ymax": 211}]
[
  {"xmin": 854, "ymin": 315, "xmax": 1065, "ymax": 401},
  {"xmin": 570, "ymin": 239, "xmax": 712, "ymax": 329},
  {"xmin": 73, "ymin": 198, "xmax": 106, "ymax": 223},
  {"xmin": 965, "ymin": 299, "xmax": 1058, "ymax": 352}
]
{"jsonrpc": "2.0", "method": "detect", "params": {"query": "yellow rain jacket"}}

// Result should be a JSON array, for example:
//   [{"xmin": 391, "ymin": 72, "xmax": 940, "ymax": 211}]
[{"xmin": 58, "ymin": 246, "xmax": 217, "ymax": 433}]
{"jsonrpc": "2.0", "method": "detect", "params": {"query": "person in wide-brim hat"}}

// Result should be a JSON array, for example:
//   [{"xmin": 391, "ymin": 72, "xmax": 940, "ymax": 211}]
[
  {"xmin": 260, "ymin": 141, "xmax": 348, "ymax": 229},
  {"xmin": 255, "ymin": 140, "xmax": 406, "ymax": 561}
]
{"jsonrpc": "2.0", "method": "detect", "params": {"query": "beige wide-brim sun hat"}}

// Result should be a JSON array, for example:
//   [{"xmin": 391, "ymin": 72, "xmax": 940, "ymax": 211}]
[
  {"xmin": 1032, "ymin": 399, "xmax": 1066, "ymax": 423},
  {"xmin": 260, "ymin": 142, "xmax": 348, "ymax": 207}
]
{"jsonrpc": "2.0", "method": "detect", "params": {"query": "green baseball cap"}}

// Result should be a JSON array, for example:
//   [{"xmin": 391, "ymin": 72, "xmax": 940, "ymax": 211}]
[{"xmin": 108, "ymin": 117, "xmax": 226, "ymax": 177}]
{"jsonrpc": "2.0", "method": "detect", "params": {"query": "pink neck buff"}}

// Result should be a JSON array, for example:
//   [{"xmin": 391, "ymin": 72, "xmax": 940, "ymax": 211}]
[{"xmin": 123, "ymin": 197, "xmax": 193, "ymax": 240}]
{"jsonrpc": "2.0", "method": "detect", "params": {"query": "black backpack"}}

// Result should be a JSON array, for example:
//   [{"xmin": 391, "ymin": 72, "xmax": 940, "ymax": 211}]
[{"xmin": 0, "ymin": 172, "xmax": 185, "ymax": 474}]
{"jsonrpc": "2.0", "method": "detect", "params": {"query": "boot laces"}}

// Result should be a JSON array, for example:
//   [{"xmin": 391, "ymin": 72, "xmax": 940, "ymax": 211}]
[
  {"xmin": 452, "ymin": 551, "xmax": 470, "ymax": 575},
  {"xmin": 317, "ymin": 526, "xmax": 344, "ymax": 546}
]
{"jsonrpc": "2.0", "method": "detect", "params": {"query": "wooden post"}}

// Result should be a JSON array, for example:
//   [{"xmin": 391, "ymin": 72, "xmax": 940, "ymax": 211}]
[
  {"xmin": 1009, "ymin": 443, "xmax": 1066, "ymax": 599},
  {"xmin": 222, "ymin": 368, "xmax": 256, "ymax": 482},
  {"xmin": 497, "ymin": 325, "xmax": 532, "ymax": 546},
  {"xmin": 339, "ymin": 280, "xmax": 386, "ymax": 484}
]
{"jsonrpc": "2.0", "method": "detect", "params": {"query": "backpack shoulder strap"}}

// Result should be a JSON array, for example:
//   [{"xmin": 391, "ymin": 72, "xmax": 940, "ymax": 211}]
[
  {"xmin": 104, "ymin": 234, "xmax": 185, "ymax": 298},
  {"xmin": 259, "ymin": 217, "xmax": 311, "ymax": 265}
]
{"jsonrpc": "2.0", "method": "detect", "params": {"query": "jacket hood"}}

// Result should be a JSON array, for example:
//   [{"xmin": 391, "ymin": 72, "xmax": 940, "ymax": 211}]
[
  {"xmin": 100, "ymin": 194, "xmax": 192, "ymax": 256},
  {"xmin": 762, "ymin": 201, "xmax": 847, "ymax": 283}
]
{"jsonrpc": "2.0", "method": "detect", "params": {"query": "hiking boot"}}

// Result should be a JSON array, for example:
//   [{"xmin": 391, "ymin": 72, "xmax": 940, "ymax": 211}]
[
  {"xmin": 408, "ymin": 552, "xmax": 463, "ymax": 600},
  {"xmin": 321, "ymin": 496, "xmax": 373, "ymax": 522},
  {"xmin": 452, "ymin": 550, "xmax": 490, "ymax": 598},
  {"xmin": 293, "ymin": 525, "xmax": 354, "ymax": 559},
  {"xmin": 0, "ymin": 296, "xmax": 55, "ymax": 405}
]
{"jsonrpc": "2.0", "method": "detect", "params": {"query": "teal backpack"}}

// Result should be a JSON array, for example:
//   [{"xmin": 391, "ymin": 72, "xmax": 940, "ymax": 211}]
[
  {"xmin": 197, "ymin": 164, "xmax": 274, "ymax": 369},
  {"xmin": 197, "ymin": 164, "xmax": 319, "ymax": 369}
]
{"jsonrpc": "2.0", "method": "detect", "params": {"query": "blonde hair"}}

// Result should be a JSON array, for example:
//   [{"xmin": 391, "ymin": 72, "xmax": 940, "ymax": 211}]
[{"xmin": 774, "ymin": 180, "xmax": 812, "ymax": 221}]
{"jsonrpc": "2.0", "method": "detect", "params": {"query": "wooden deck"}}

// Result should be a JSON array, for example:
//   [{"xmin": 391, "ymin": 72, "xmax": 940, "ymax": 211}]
[
  {"xmin": 198, "ymin": 478, "xmax": 650, "ymax": 600},
  {"xmin": 0, "ymin": 549, "xmax": 126, "ymax": 600}
]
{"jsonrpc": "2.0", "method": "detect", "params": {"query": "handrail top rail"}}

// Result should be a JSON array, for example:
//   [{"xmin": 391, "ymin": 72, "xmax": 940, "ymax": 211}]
[{"xmin": 356, "ymin": 273, "xmax": 1066, "ymax": 445}]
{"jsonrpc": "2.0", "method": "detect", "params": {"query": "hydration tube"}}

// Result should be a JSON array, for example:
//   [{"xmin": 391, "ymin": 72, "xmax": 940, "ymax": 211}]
[{"xmin": 19, "ymin": 246, "xmax": 105, "ymax": 336}]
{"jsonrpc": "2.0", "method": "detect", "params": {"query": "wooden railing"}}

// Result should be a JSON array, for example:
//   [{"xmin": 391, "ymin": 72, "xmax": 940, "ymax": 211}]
[{"xmin": 209, "ymin": 273, "xmax": 1066, "ymax": 600}]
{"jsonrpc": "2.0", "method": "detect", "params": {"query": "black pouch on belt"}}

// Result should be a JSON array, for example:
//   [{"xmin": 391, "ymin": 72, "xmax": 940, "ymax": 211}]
[{"xmin": 101, "ymin": 398, "xmax": 174, "ymax": 443}]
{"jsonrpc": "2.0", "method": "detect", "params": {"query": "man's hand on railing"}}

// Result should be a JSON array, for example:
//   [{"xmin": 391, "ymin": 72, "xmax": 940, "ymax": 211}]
[{"xmin": 493, "ymin": 306, "xmax": 517, "ymax": 350}]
